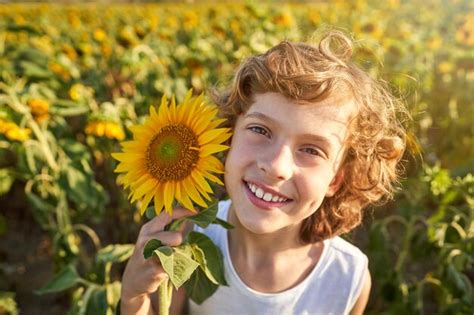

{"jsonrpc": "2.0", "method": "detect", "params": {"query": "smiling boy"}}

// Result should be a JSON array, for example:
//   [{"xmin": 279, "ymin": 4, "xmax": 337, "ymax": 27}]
[{"xmin": 121, "ymin": 30, "xmax": 407, "ymax": 315}]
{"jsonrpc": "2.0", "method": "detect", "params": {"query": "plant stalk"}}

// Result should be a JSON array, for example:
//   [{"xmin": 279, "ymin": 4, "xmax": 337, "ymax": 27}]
[{"xmin": 158, "ymin": 278, "xmax": 171, "ymax": 315}]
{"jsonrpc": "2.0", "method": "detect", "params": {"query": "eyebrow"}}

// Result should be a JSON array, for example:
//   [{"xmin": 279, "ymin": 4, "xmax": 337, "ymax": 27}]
[{"xmin": 244, "ymin": 111, "xmax": 334, "ymax": 150}]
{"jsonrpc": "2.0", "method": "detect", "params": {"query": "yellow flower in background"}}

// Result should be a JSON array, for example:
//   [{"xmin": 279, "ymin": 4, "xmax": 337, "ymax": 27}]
[
  {"xmin": 354, "ymin": 21, "xmax": 384, "ymax": 40},
  {"xmin": 0, "ymin": 119, "xmax": 16, "ymax": 134},
  {"xmin": 5, "ymin": 126, "xmax": 31, "ymax": 142},
  {"xmin": 93, "ymin": 28, "xmax": 107, "ymax": 42},
  {"xmin": 27, "ymin": 99, "xmax": 49, "ymax": 116},
  {"xmin": 428, "ymin": 36, "xmax": 443, "ymax": 50},
  {"xmin": 112, "ymin": 91, "xmax": 231, "ymax": 215},
  {"xmin": 69, "ymin": 83, "xmax": 85, "ymax": 101},
  {"xmin": 456, "ymin": 13, "xmax": 474, "ymax": 46},
  {"xmin": 85, "ymin": 121, "xmax": 125, "ymax": 140},
  {"xmin": 273, "ymin": 12, "xmax": 294, "ymax": 28},
  {"xmin": 183, "ymin": 11, "xmax": 199, "ymax": 30},
  {"xmin": 104, "ymin": 122, "xmax": 125, "ymax": 140},
  {"xmin": 438, "ymin": 61, "xmax": 454, "ymax": 74},
  {"xmin": 27, "ymin": 99, "xmax": 50, "ymax": 123}
]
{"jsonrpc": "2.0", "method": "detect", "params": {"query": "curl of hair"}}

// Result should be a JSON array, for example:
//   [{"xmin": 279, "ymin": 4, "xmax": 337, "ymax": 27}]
[{"xmin": 211, "ymin": 30, "xmax": 409, "ymax": 243}]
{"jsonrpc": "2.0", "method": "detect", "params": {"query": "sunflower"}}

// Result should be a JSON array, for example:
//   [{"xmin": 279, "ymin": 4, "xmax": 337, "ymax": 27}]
[{"xmin": 112, "ymin": 91, "xmax": 231, "ymax": 215}]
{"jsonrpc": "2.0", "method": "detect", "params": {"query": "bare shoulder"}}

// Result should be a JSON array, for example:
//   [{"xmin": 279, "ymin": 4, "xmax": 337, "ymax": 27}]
[{"xmin": 349, "ymin": 267, "xmax": 371, "ymax": 315}]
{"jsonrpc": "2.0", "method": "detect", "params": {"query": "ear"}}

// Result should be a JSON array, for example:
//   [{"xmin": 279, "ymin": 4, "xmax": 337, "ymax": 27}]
[{"xmin": 325, "ymin": 168, "xmax": 345, "ymax": 197}]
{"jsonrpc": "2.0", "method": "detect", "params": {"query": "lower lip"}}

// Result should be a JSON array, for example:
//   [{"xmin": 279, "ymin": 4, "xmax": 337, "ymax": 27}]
[{"xmin": 243, "ymin": 181, "xmax": 290, "ymax": 211}]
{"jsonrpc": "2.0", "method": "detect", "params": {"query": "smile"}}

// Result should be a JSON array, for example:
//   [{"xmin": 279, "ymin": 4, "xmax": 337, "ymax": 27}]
[{"xmin": 246, "ymin": 182, "xmax": 289, "ymax": 202}]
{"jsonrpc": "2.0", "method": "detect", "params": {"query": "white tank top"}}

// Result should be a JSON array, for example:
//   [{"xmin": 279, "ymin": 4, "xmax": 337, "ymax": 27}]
[{"xmin": 189, "ymin": 200, "xmax": 368, "ymax": 315}]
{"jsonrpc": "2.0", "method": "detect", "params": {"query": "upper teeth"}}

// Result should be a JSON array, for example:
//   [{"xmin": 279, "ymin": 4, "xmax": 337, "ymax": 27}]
[{"xmin": 247, "ymin": 183, "xmax": 288, "ymax": 202}]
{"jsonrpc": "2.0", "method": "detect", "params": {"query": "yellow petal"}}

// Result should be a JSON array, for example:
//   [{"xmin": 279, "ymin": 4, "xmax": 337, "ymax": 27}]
[
  {"xmin": 130, "ymin": 177, "xmax": 156, "ymax": 203},
  {"xmin": 154, "ymin": 188, "xmax": 164, "ymax": 216},
  {"xmin": 179, "ymin": 90, "xmax": 194, "ymax": 123},
  {"xmin": 200, "ymin": 144, "xmax": 229, "ymax": 157},
  {"xmin": 208, "ymin": 118, "xmax": 227, "ymax": 129},
  {"xmin": 184, "ymin": 177, "xmax": 207, "ymax": 208},
  {"xmin": 140, "ymin": 187, "xmax": 156, "ymax": 215},
  {"xmin": 175, "ymin": 181, "xmax": 195, "ymax": 212},
  {"xmin": 198, "ymin": 128, "xmax": 231, "ymax": 146},
  {"xmin": 159, "ymin": 95, "xmax": 171, "ymax": 124},
  {"xmin": 200, "ymin": 170, "xmax": 224, "ymax": 185},
  {"xmin": 111, "ymin": 152, "xmax": 143, "ymax": 163},
  {"xmin": 170, "ymin": 96, "xmax": 177, "ymax": 122},
  {"xmin": 163, "ymin": 181, "xmax": 175, "ymax": 214},
  {"xmin": 191, "ymin": 170, "xmax": 213, "ymax": 194},
  {"xmin": 191, "ymin": 110, "xmax": 216, "ymax": 135},
  {"xmin": 121, "ymin": 168, "xmax": 147, "ymax": 185},
  {"xmin": 213, "ymin": 131, "xmax": 233, "ymax": 144}
]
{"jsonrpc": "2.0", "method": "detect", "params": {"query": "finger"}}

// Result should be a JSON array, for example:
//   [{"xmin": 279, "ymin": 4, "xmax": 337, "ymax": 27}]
[
  {"xmin": 142, "ymin": 207, "xmax": 196, "ymax": 233},
  {"xmin": 156, "ymin": 231, "xmax": 184, "ymax": 247},
  {"xmin": 138, "ymin": 231, "xmax": 184, "ymax": 249}
]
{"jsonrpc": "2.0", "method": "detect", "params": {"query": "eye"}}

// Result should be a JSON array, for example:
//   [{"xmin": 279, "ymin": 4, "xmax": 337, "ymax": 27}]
[
  {"xmin": 301, "ymin": 147, "xmax": 326, "ymax": 158},
  {"xmin": 248, "ymin": 125, "xmax": 270, "ymax": 138}
]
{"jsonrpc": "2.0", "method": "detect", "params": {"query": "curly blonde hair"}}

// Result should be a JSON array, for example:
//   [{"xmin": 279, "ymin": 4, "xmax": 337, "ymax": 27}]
[{"xmin": 211, "ymin": 30, "xmax": 408, "ymax": 243}]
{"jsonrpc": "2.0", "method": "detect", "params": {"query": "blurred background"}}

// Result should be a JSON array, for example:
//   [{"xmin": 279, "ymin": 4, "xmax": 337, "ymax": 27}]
[{"xmin": 0, "ymin": 1, "xmax": 473, "ymax": 314}]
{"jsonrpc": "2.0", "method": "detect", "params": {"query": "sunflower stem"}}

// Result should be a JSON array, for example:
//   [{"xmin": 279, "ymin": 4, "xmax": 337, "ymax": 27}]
[{"xmin": 158, "ymin": 278, "xmax": 171, "ymax": 315}]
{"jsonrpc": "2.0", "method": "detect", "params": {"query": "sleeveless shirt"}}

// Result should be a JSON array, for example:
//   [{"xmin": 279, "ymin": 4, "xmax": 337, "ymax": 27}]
[{"xmin": 189, "ymin": 199, "xmax": 368, "ymax": 315}]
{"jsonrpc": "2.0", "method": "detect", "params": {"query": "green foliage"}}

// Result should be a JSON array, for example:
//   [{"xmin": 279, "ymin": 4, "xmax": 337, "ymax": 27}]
[
  {"xmin": 143, "ymin": 207, "xmax": 229, "ymax": 305},
  {"xmin": 367, "ymin": 165, "xmax": 474, "ymax": 314}
]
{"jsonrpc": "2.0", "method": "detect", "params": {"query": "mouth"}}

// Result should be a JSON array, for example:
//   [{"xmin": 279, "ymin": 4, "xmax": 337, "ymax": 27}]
[{"xmin": 243, "ymin": 180, "xmax": 292, "ymax": 210}]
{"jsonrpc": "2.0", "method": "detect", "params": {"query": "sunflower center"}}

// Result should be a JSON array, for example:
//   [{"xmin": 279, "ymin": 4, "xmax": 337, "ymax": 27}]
[{"xmin": 146, "ymin": 124, "xmax": 199, "ymax": 181}]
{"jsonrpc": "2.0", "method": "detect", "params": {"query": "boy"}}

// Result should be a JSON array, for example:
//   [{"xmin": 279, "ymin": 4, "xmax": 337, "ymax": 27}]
[{"xmin": 121, "ymin": 30, "xmax": 406, "ymax": 314}]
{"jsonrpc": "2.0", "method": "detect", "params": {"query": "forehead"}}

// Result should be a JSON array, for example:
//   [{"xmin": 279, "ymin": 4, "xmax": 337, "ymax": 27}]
[{"xmin": 246, "ymin": 92, "xmax": 355, "ymax": 128}]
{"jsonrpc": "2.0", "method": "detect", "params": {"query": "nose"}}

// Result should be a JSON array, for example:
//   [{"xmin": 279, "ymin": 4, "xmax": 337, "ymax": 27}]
[{"xmin": 257, "ymin": 142, "xmax": 293, "ymax": 181}]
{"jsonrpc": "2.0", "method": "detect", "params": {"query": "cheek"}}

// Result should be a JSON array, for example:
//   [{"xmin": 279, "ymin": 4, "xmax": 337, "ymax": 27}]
[{"xmin": 225, "ymin": 132, "xmax": 254, "ymax": 169}]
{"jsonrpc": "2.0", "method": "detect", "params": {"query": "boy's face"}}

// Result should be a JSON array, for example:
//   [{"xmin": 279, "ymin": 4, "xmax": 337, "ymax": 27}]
[{"xmin": 225, "ymin": 92, "xmax": 354, "ymax": 236}]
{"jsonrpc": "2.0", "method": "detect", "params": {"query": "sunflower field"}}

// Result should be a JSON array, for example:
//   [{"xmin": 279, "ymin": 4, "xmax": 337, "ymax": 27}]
[{"xmin": 0, "ymin": 1, "xmax": 473, "ymax": 314}]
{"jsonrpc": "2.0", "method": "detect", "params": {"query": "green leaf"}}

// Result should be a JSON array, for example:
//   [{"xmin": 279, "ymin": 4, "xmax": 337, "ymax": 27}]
[
  {"xmin": 0, "ymin": 168, "xmax": 14, "ymax": 196},
  {"xmin": 213, "ymin": 217, "xmax": 234, "ymax": 230},
  {"xmin": 187, "ymin": 200, "xmax": 219, "ymax": 228},
  {"xmin": 154, "ymin": 246, "xmax": 199, "ymax": 289},
  {"xmin": 36, "ymin": 265, "xmax": 80, "ymax": 295},
  {"xmin": 58, "ymin": 159, "xmax": 107, "ymax": 212},
  {"xmin": 184, "ymin": 267, "xmax": 219, "ymax": 305},
  {"xmin": 190, "ymin": 244, "xmax": 218, "ymax": 285},
  {"xmin": 6, "ymin": 23, "xmax": 41, "ymax": 35},
  {"xmin": 187, "ymin": 231, "xmax": 227, "ymax": 286},
  {"xmin": 50, "ymin": 105, "xmax": 90, "ymax": 117},
  {"xmin": 106, "ymin": 281, "xmax": 122, "ymax": 313},
  {"xmin": 25, "ymin": 192, "xmax": 55, "ymax": 229},
  {"xmin": 85, "ymin": 288, "xmax": 107, "ymax": 315},
  {"xmin": 143, "ymin": 239, "xmax": 164, "ymax": 259},
  {"xmin": 97, "ymin": 244, "xmax": 134, "ymax": 263}
]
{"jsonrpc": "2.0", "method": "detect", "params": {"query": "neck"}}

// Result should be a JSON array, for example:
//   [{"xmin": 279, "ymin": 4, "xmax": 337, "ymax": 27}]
[{"xmin": 227, "ymin": 205, "xmax": 309, "ymax": 265}]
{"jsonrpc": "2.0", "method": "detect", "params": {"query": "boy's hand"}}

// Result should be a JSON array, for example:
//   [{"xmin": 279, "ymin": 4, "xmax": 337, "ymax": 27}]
[{"xmin": 121, "ymin": 208, "xmax": 194, "ymax": 307}]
